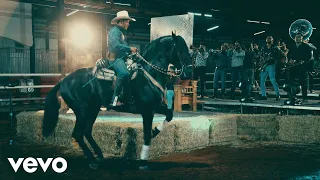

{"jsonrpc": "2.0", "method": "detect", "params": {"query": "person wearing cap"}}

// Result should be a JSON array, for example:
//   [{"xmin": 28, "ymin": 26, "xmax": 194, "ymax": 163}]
[{"xmin": 108, "ymin": 10, "xmax": 137, "ymax": 107}]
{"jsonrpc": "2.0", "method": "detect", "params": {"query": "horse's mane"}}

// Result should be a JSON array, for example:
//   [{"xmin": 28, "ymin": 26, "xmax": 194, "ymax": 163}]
[
  {"xmin": 142, "ymin": 35, "xmax": 173, "ymax": 58},
  {"xmin": 140, "ymin": 35, "xmax": 190, "ymax": 74}
]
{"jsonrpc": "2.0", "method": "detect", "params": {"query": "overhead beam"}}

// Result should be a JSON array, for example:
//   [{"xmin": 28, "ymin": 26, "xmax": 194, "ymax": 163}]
[{"xmin": 9, "ymin": 0, "xmax": 162, "ymax": 18}]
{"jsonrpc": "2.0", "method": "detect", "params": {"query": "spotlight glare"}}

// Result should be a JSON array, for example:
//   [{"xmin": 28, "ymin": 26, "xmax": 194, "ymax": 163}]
[{"xmin": 69, "ymin": 24, "xmax": 93, "ymax": 48}]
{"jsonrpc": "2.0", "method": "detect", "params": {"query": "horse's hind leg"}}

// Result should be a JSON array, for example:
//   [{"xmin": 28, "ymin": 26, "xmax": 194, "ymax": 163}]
[
  {"xmin": 84, "ymin": 106, "xmax": 104, "ymax": 162},
  {"xmin": 72, "ymin": 109, "xmax": 98, "ymax": 169}
]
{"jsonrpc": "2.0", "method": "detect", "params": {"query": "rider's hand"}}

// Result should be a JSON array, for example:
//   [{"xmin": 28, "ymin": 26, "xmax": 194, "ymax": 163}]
[
  {"xmin": 130, "ymin": 47, "xmax": 137, "ymax": 53},
  {"xmin": 289, "ymin": 59, "xmax": 295, "ymax": 65}
]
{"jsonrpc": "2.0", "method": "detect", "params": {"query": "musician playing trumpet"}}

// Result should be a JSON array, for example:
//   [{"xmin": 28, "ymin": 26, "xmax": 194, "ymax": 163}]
[
  {"xmin": 259, "ymin": 36, "xmax": 281, "ymax": 101},
  {"xmin": 211, "ymin": 43, "xmax": 229, "ymax": 98}
]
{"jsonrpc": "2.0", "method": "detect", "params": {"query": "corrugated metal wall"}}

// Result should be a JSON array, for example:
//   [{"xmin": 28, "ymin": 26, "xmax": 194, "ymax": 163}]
[
  {"xmin": 35, "ymin": 50, "xmax": 58, "ymax": 73},
  {"xmin": 0, "ymin": 37, "xmax": 16, "ymax": 48},
  {"xmin": 0, "ymin": 47, "xmax": 30, "ymax": 73}
]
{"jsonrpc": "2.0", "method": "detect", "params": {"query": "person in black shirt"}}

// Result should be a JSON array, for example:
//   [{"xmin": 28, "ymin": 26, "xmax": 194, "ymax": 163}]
[
  {"xmin": 211, "ymin": 43, "xmax": 229, "ymax": 98},
  {"xmin": 304, "ymin": 38, "xmax": 317, "ymax": 93},
  {"xmin": 286, "ymin": 33, "xmax": 313, "ymax": 103},
  {"xmin": 276, "ymin": 40, "xmax": 289, "ymax": 85},
  {"xmin": 240, "ymin": 43, "xmax": 255, "ymax": 102}
]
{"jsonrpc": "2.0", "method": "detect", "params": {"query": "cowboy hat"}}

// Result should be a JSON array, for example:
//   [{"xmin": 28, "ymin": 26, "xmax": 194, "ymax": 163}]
[{"xmin": 111, "ymin": 10, "xmax": 136, "ymax": 25}]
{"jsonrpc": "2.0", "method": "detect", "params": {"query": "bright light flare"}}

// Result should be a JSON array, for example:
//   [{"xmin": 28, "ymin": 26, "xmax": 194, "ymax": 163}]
[{"xmin": 69, "ymin": 24, "xmax": 93, "ymax": 48}]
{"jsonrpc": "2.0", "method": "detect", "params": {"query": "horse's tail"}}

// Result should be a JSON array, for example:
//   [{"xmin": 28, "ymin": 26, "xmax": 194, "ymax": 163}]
[{"xmin": 42, "ymin": 82, "xmax": 61, "ymax": 137}]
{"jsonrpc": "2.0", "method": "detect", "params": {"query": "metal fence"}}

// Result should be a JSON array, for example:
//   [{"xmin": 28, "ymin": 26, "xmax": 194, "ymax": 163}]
[{"xmin": 0, "ymin": 47, "xmax": 102, "ymax": 73}]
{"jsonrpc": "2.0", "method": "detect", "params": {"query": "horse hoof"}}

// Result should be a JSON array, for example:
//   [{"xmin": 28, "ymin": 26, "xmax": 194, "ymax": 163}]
[
  {"xmin": 152, "ymin": 128, "xmax": 160, "ymax": 138},
  {"xmin": 139, "ymin": 165, "xmax": 149, "ymax": 170},
  {"xmin": 89, "ymin": 163, "xmax": 99, "ymax": 170}
]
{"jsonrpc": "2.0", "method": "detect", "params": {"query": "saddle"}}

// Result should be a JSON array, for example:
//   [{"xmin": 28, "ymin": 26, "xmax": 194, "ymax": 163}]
[
  {"xmin": 92, "ymin": 54, "xmax": 166, "ymax": 95},
  {"xmin": 93, "ymin": 57, "xmax": 139, "ymax": 82}
]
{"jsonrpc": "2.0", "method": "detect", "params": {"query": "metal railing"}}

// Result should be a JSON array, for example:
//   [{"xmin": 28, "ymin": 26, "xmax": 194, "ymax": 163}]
[{"xmin": 0, "ymin": 73, "xmax": 63, "ymax": 103}]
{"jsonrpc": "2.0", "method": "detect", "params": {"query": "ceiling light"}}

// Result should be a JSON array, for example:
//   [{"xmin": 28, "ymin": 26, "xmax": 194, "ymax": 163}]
[
  {"xmin": 247, "ymin": 20, "xmax": 260, "ymax": 23},
  {"xmin": 207, "ymin": 26, "xmax": 219, "ymax": 31},
  {"xmin": 204, "ymin": 14, "xmax": 212, "ymax": 17},
  {"xmin": 114, "ymin": 3, "xmax": 131, "ymax": 6},
  {"xmin": 254, "ymin": 31, "xmax": 265, "ymax": 35},
  {"xmin": 188, "ymin": 12, "xmax": 202, "ymax": 16},
  {"xmin": 67, "ymin": 10, "xmax": 79, "ymax": 16}
]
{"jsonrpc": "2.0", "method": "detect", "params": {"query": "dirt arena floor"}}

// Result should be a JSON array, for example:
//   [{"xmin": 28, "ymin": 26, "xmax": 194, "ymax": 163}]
[{"xmin": 1, "ymin": 140, "xmax": 320, "ymax": 180}]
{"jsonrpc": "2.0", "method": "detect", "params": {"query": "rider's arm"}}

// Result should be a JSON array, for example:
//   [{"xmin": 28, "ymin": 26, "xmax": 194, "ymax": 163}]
[{"xmin": 108, "ymin": 28, "xmax": 131, "ymax": 53}]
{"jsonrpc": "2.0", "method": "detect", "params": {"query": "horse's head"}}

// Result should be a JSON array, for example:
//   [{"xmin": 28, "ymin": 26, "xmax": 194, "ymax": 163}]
[
  {"xmin": 166, "ymin": 32, "xmax": 191, "ymax": 77},
  {"xmin": 142, "ymin": 33, "xmax": 191, "ymax": 78}
]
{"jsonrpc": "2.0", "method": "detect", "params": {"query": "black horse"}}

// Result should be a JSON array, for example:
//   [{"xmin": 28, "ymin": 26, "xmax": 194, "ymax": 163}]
[{"xmin": 42, "ymin": 33, "xmax": 191, "ymax": 169}]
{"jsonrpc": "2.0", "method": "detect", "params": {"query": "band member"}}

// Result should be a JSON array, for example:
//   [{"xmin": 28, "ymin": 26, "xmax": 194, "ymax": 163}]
[
  {"xmin": 304, "ymin": 38, "xmax": 318, "ymax": 93},
  {"xmin": 211, "ymin": 43, "xmax": 229, "ymax": 98},
  {"xmin": 108, "ymin": 11, "xmax": 137, "ymax": 106},
  {"xmin": 229, "ymin": 42, "xmax": 245, "ymax": 99},
  {"xmin": 259, "ymin": 36, "xmax": 281, "ymax": 101},
  {"xmin": 276, "ymin": 40, "xmax": 289, "ymax": 84},
  {"xmin": 191, "ymin": 43, "xmax": 208, "ymax": 98},
  {"xmin": 241, "ymin": 44, "xmax": 256, "ymax": 100},
  {"xmin": 287, "ymin": 33, "xmax": 313, "ymax": 103},
  {"xmin": 252, "ymin": 43, "xmax": 261, "ymax": 91}
]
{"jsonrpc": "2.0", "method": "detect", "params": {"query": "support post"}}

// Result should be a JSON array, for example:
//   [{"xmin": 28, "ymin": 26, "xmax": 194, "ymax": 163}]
[
  {"xmin": 57, "ymin": 0, "xmax": 69, "ymax": 112},
  {"xmin": 192, "ymin": 80, "xmax": 197, "ymax": 111},
  {"xmin": 57, "ymin": 0, "xmax": 66, "ymax": 77},
  {"xmin": 174, "ymin": 85, "xmax": 182, "ymax": 112},
  {"xmin": 101, "ymin": 15, "xmax": 107, "ymax": 58},
  {"xmin": 30, "ymin": 5, "xmax": 35, "ymax": 73}
]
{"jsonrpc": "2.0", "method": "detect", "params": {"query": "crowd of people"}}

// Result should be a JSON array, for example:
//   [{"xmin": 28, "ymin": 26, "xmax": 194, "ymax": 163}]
[{"xmin": 191, "ymin": 34, "xmax": 319, "ymax": 105}]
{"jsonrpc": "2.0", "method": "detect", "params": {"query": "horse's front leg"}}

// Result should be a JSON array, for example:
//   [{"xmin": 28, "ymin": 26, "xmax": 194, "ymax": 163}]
[
  {"xmin": 152, "ymin": 108, "xmax": 173, "ymax": 138},
  {"xmin": 139, "ymin": 109, "xmax": 155, "ymax": 170}
]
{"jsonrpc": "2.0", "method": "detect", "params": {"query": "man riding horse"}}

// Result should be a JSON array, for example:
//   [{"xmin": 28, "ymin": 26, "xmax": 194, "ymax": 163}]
[
  {"xmin": 108, "ymin": 10, "xmax": 137, "ymax": 107},
  {"xmin": 42, "ymin": 10, "xmax": 191, "ymax": 170}
]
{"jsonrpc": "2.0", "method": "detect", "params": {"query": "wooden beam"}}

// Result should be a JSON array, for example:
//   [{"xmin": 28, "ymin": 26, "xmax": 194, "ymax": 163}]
[{"xmin": 9, "ymin": 0, "xmax": 161, "ymax": 18}]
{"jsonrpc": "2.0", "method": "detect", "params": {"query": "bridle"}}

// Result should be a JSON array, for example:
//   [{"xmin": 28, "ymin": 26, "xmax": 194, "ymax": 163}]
[
  {"xmin": 127, "ymin": 38, "xmax": 187, "ymax": 94},
  {"xmin": 132, "ymin": 38, "xmax": 186, "ymax": 77}
]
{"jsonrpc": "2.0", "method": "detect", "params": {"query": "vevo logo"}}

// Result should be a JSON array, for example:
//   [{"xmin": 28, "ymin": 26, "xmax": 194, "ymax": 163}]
[{"xmin": 8, "ymin": 157, "xmax": 67, "ymax": 173}]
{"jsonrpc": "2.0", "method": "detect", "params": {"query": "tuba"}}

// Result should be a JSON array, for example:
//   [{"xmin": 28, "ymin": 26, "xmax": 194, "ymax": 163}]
[
  {"xmin": 284, "ymin": 19, "xmax": 314, "ymax": 72},
  {"xmin": 289, "ymin": 19, "xmax": 313, "ymax": 41}
]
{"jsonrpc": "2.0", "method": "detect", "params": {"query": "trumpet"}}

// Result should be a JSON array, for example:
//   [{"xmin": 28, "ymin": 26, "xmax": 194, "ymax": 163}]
[{"xmin": 209, "ymin": 49, "xmax": 221, "ymax": 53}]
